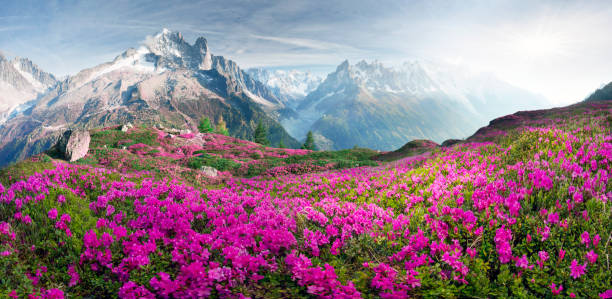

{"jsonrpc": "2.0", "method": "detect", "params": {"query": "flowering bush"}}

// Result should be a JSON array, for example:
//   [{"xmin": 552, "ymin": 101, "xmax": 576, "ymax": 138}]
[{"xmin": 0, "ymin": 103, "xmax": 611, "ymax": 297}]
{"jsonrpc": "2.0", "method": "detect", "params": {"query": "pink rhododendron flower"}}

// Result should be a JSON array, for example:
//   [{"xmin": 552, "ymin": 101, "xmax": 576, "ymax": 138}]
[
  {"xmin": 550, "ymin": 283, "xmax": 563, "ymax": 295},
  {"xmin": 570, "ymin": 259, "xmax": 586, "ymax": 279},
  {"xmin": 559, "ymin": 248, "xmax": 566, "ymax": 261},
  {"xmin": 539, "ymin": 225, "xmax": 550, "ymax": 241},
  {"xmin": 43, "ymin": 289, "xmax": 64, "ymax": 299},
  {"xmin": 494, "ymin": 226, "xmax": 513, "ymax": 264},
  {"xmin": 48, "ymin": 208, "xmax": 58, "ymax": 220},
  {"xmin": 515, "ymin": 255, "xmax": 532, "ymax": 269},
  {"xmin": 586, "ymin": 250, "xmax": 598, "ymax": 264},
  {"xmin": 68, "ymin": 265, "xmax": 80, "ymax": 287},
  {"xmin": 593, "ymin": 234, "xmax": 601, "ymax": 247},
  {"xmin": 600, "ymin": 289, "xmax": 612, "ymax": 299},
  {"xmin": 580, "ymin": 231, "xmax": 590, "ymax": 247},
  {"xmin": 547, "ymin": 212, "xmax": 559, "ymax": 224}
]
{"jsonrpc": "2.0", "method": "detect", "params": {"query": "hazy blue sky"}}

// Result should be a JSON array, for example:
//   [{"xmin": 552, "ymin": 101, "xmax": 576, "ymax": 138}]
[{"xmin": 1, "ymin": 0, "xmax": 611, "ymax": 104}]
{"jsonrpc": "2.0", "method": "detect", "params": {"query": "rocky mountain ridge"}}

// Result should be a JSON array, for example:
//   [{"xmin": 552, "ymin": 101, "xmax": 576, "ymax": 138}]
[
  {"xmin": 0, "ymin": 29, "xmax": 298, "ymax": 167},
  {"xmin": 282, "ymin": 59, "xmax": 551, "ymax": 150}
]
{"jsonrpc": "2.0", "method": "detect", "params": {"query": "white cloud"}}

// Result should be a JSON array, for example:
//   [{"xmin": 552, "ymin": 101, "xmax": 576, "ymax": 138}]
[{"xmin": 249, "ymin": 34, "xmax": 356, "ymax": 51}]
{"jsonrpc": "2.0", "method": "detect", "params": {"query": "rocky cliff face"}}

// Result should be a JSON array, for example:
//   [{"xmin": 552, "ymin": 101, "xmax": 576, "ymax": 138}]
[
  {"xmin": 0, "ymin": 30, "xmax": 298, "ymax": 167},
  {"xmin": 0, "ymin": 54, "xmax": 57, "ymax": 123}
]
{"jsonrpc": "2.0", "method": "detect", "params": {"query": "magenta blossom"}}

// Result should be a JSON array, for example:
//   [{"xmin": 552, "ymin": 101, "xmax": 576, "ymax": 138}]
[
  {"xmin": 515, "ymin": 255, "xmax": 532, "ymax": 269},
  {"xmin": 550, "ymin": 283, "xmax": 563, "ymax": 295},
  {"xmin": 570, "ymin": 259, "xmax": 586, "ymax": 279},
  {"xmin": 559, "ymin": 248, "xmax": 566, "ymax": 261},
  {"xmin": 586, "ymin": 250, "xmax": 598, "ymax": 264},
  {"xmin": 580, "ymin": 231, "xmax": 590, "ymax": 247},
  {"xmin": 48, "ymin": 208, "xmax": 58, "ymax": 220},
  {"xmin": 593, "ymin": 234, "xmax": 601, "ymax": 247},
  {"xmin": 600, "ymin": 289, "xmax": 612, "ymax": 299}
]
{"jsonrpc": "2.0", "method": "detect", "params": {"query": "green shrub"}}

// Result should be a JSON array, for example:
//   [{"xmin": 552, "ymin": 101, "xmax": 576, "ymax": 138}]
[{"xmin": 188, "ymin": 153, "xmax": 241, "ymax": 171}]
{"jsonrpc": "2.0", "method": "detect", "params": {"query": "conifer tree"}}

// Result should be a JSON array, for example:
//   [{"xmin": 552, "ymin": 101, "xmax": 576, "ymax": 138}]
[
  {"xmin": 198, "ymin": 117, "xmax": 213, "ymax": 133},
  {"xmin": 215, "ymin": 116, "xmax": 229, "ymax": 136},
  {"xmin": 302, "ymin": 131, "xmax": 317, "ymax": 150},
  {"xmin": 278, "ymin": 140, "xmax": 285, "ymax": 148},
  {"xmin": 254, "ymin": 120, "xmax": 269, "ymax": 145}
]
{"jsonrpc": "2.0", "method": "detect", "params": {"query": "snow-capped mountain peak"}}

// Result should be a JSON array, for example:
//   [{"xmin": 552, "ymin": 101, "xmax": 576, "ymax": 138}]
[
  {"xmin": 145, "ymin": 29, "xmax": 187, "ymax": 58},
  {"xmin": 144, "ymin": 28, "xmax": 212, "ymax": 71},
  {"xmin": 66, "ymin": 29, "xmax": 217, "ymax": 90}
]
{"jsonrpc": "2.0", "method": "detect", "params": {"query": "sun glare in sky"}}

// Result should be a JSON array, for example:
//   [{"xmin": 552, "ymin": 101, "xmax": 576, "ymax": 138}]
[{"xmin": 513, "ymin": 30, "xmax": 567, "ymax": 59}]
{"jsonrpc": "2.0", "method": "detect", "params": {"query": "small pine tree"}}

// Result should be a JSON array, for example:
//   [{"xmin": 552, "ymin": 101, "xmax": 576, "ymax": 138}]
[
  {"xmin": 198, "ymin": 117, "xmax": 213, "ymax": 133},
  {"xmin": 215, "ymin": 116, "xmax": 229, "ymax": 136},
  {"xmin": 278, "ymin": 140, "xmax": 285, "ymax": 148},
  {"xmin": 254, "ymin": 120, "xmax": 269, "ymax": 146},
  {"xmin": 302, "ymin": 131, "xmax": 317, "ymax": 150}
]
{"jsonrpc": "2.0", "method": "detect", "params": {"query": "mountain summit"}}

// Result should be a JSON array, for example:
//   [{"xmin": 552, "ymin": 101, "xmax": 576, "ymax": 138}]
[
  {"xmin": 0, "ymin": 30, "xmax": 297, "ymax": 167},
  {"xmin": 144, "ymin": 28, "xmax": 213, "ymax": 71}
]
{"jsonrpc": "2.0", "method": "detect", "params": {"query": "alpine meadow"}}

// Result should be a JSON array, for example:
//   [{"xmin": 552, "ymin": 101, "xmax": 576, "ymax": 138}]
[{"xmin": 0, "ymin": 1, "xmax": 611, "ymax": 298}]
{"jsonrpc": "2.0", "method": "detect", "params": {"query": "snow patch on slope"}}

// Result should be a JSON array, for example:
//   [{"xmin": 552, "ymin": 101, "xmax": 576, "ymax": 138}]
[
  {"xmin": 244, "ymin": 89, "xmax": 275, "ymax": 107},
  {"xmin": 12, "ymin": 63, "xmax": 48, "ymax": 92},
  {"xmin": 89, "ymin": 47, "xmax": 163, "ymax": 83}
]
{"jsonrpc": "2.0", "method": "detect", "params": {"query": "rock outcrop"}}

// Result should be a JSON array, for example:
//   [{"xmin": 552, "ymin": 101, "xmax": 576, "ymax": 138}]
[
  {"xmin": 200, "ymin": 166, "xmax": 218, "ymax": 177},
  {"xmin": 56, "ymin": 130, "xmax": 91, "ymax": 162},
  {"xmin": 120, "ymin": 123, "xmax": 134, "ymax": 132}
]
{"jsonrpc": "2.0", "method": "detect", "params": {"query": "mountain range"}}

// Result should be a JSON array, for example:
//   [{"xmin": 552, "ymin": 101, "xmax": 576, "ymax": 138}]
[
  {"xmin": 0, "ymin": 29, "xmax": 554, "ymax": 166},
  {"xmin": 0, "ymin": 29, "xmax": 300, "ymax": 166},
  {"xmin": 275, "ymin": 59, "xmax": 550, "ymax": 150}
]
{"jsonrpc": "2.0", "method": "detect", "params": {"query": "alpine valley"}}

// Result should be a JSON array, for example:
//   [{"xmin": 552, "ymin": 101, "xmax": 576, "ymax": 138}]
[
  {"xmin": 0, "ymin": 29, "xmax": 551, "ymax": 166},
  {"xmin": 272, "ymin": 60, "xmax": 550, "ymax": 150}
]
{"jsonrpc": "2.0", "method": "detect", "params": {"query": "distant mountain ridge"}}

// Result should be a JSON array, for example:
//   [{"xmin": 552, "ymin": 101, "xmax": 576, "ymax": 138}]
[
  {"xmin": 246, "ymin": 68, "xmax": 323, "ymax": 108},
  {"xmin": 584, "ymin": 81, "xmax": 612, "ymax": 102},
  {"xmin": 281, "ymin": 59, "xmax": 550, "ymax": 150},
  {"xmin": 0, "ymin": 29, "xmax": 299, "ymax": 167}
]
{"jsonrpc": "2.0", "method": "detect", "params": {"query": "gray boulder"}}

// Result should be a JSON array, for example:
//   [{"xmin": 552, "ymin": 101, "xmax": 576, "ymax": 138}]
[
  {"xmin": 57, "ymin": 130, "xmax": 91, "ymax": 162},
  {"xmin": 200, "ymin": 166, "xmax": 218, "ymax": 177}
]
